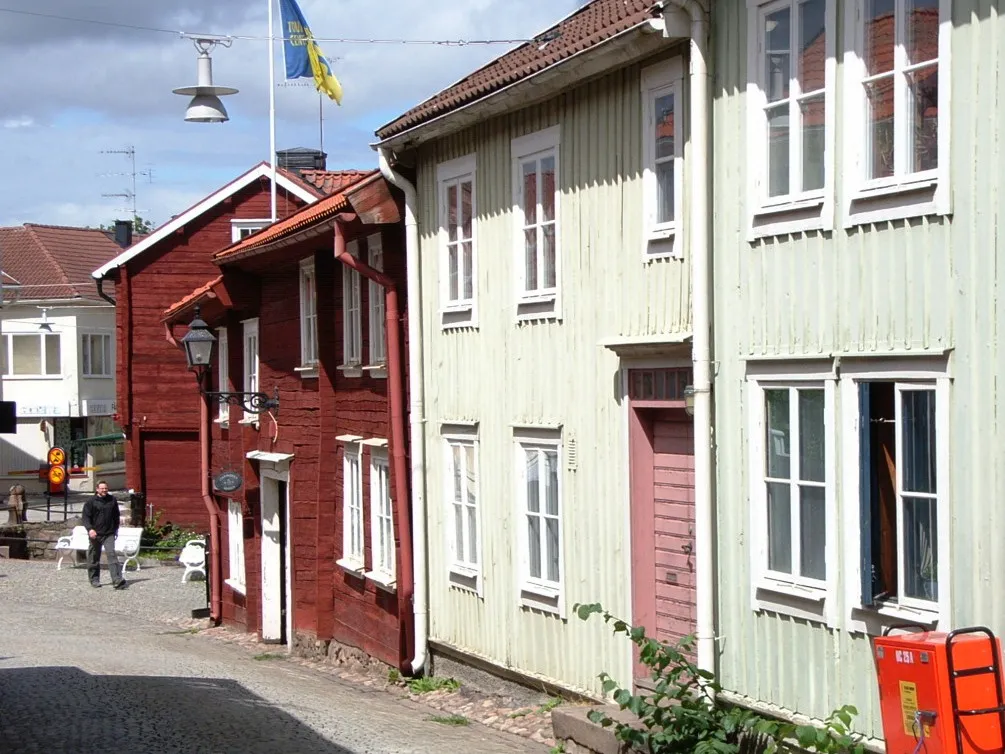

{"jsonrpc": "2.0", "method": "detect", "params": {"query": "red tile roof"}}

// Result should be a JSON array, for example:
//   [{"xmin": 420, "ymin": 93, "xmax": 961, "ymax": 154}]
[
  {"xmin": 298, "ymin": 169, "xmax": 372, "ymax": 196},
  {"xmin": 376, "ymin": 0, "xmax": 658, "ymax": 139},
  {"xmin": 0, "ymin": 224, "xmax": 121, "ymax": 302},
  {"xmin": 162, "ymin": 275, "xmax": 224, "ymax": 323}
]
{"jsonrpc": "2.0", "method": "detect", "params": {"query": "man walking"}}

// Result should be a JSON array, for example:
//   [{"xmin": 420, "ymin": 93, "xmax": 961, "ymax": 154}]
[{"xmin": 82, "ymin": 481, "xmax": 127, "ymax": 589}]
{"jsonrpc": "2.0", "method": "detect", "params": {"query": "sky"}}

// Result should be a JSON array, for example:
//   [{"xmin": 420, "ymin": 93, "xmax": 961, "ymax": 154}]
[{"xmin": 0, "ymin": 0, "xmax": 582, "ymax": 229}]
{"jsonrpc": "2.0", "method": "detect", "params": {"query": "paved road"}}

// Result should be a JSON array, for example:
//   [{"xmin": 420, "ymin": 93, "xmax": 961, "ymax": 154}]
[{"xmin": 0, "ymin": 560, "xmax": 547, "ymax": 753}]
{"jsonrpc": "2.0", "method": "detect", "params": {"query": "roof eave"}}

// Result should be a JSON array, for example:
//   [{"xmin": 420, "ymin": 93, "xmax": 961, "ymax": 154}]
[{"xmin": 373, "ymin": 18, "xmax": 673, "ymax": 151}]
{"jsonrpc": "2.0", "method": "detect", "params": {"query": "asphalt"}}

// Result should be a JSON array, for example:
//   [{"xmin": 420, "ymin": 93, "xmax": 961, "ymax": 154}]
[{"xmin": 0, "ymin": 559, "xmax": 548, "ymax": 753}]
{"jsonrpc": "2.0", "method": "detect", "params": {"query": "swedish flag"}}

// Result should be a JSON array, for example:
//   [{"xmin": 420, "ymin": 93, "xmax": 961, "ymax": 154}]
[{"xmin": 278, "ymin": 0, "xmax": 344, "ymax": 105}]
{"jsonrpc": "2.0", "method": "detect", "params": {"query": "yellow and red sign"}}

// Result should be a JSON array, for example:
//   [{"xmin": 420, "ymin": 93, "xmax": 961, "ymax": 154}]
[{"xmin": 47, "ymin": 447, "xmax": 65, "ymax": 466}]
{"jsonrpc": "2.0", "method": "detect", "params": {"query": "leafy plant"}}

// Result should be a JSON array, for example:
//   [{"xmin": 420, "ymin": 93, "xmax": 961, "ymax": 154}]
[
  {"xmin": 253, "ymin": 653, "xmax": 284, "ymax": 661},
  {"xmin": 141, "ymin": 510, "xmax": 201, "ymax": 552},
  {"xmin": 387, "ymin": 668, "xmax": 402, "ymax": 685},
  {"xmin": 549, "ymin": 743, "xmax": 567, "ymax": 754},
  {"xmin": 407, "ymin": 676, "xmax": 460, "ymax": 694},
  {"xmin": 427, "ymin": 714, "xmax": 469, "ymax": 726},
  {"xmin": 574, "ymin": 602, "xmax": 866, "ymax": 754}
]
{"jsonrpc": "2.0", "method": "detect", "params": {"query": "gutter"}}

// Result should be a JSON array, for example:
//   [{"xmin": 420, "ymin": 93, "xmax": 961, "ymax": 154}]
[
  {"xmin": 660, "ymin": 0, "xmax": 714, "ymax": 675},
  {"xmin": 377, "ymin": 148, "xmax": 428, "ymax": 675},
  {"xmin": 333, "ymin": 220, "xmax": 415, "ymax": 674},
  {"xmin": 199, "ymin": 386, "xmax": 223, "ymax": 624},
  {"xmin": 95, "ymin": 277, "xmax": 116, "ymax": 306}
]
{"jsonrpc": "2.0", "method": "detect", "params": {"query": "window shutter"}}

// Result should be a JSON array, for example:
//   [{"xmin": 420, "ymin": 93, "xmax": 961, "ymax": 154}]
[{"xmin": 858, "ymin": 382, "xmax": 875, "ymax": 607}]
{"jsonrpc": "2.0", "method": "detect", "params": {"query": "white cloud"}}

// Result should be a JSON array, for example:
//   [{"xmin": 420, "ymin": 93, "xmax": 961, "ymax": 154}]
[{"xmin": 3, "ymin": 116, "xmax": 34, "ymax": 129}]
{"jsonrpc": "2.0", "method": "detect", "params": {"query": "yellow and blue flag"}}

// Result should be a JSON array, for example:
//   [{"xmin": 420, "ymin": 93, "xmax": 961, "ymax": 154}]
[{"xmin": 278, "ymin": 0, "xmax": 343, "ymax": 105}]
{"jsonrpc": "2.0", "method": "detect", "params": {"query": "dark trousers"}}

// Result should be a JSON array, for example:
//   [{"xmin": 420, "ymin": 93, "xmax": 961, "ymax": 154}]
[{"xmin": 87, "ymin": 533, "xmax": 123, "ymax": 586}]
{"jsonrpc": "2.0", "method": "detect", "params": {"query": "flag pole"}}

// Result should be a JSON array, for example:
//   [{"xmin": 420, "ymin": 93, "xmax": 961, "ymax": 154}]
[{"xmin": 268, "ymin": 0, "xmax": 278, "ymax": 222}]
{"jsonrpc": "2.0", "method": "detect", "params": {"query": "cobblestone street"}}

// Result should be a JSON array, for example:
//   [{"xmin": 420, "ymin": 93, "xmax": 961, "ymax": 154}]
[{"xmin": 0, "ymin": 560, "xmax": 549, "ymax": 753}]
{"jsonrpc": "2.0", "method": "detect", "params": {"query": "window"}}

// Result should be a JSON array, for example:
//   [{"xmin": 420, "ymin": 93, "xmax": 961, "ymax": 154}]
[
  {"xmin": 516, "ymin": 431, "xmax": 563, "ymax": 612},
  {"xmin": 512, "ymin": 126, "xmax": 560, "ymax": 319},
  {"xmin": 641, "ymin": 59, "xmax": 683, "ymax": 255},
  {"xmin": 242, "ymin": 319, "xmax": 259, "ymax": 423},
  {"xmin": 858, "ymin": 381, "xmax": 941, "ymax": 610},
  {"xmin": 748, "ymin": 0, "xmax": 834, "ymax": 236},
  {"xmin": 367, "ymin": 233, "xmax": 387, "ymax": 368},
  {"xmin": 227, "ymin": 499, "xmax": 246, "ymax": 593},
  {"xmin": 216, "ymin": 328, "xmax": 229, "ymax": 423},
  {"xmin": 81, "ymin": 333, "xmax": 112, "ymax": 377},
  {"xmin": 341, "ymin": 240, "xmax": 362, "ymax": 372},
  {"xmin": 1, "ymin": 333, "xmax": 61, "ymax": 377},
  {"xmin": 368, "ymin": 451, "xmax": 394, "ymax": 585},
  {"xmin": 843, "ymin": 0, "xmax": 949, "ymax": 222},
  {"xmin": 231, "ymin": 219, "xmax": 270, "ymax": 243},
  {"xmin": 299, "ymin": 259, "xmax": 318, "ymax": 370},
  {"xmin": 446, "ymin": 436, "xmax": 479, "ymax": 576},
  {"xmin": 339, "ymin": 442, "xmax": 364, "ymax": 571},
  {"xmin": 437, "ymin": 154, "xmax": 477, "ymax": 326}
]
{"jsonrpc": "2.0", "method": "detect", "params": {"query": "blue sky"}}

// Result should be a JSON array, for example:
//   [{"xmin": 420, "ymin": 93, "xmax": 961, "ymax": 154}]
[{"xmin": 0, "ymin": 0, "xmax": 581, "ymax": 228}]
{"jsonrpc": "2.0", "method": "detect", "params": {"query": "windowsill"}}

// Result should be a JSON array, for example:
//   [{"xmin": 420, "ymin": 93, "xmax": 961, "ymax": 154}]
[
  {"xmin": 335, "ymin": 434, "xmax": 364, "ymax": 443},
  {"xmin": 863, "ymin": 600, "xmax": 940, "ymax": 625},
  {"xmin": 337, "ymin": 364, "xmax": 363, "ymax": 378},
  {"xmin": 441, "ymin": 308, "xmax": 478, "ymax": 329},
  {"xmin": 225, "ymin": 578, "xmax": 246, "ymax": 595},
  {"xmin": 441, "ymin": 302, "xmax": 475, "ymax": 315},
  {"xmin": 756, "ymin": 578, "xmax": 827, "ymax": 603},
  {"xmin": 238, "ymin": 417, "xmax": 260, "ymax": 429},
  {"xmin": 82, "ymin": 375, "xmax": 115, "ymax": 380},
  {"xmin": 516, "ymin": 295, "xmax": 560, "ymax": 323},
  {"xmin": 519, "ymin": 583, "xmax": 563, "ymax": 617},
  {"xmin": 855, "ymin": 174, "xmax": 938, "ymax": 200},
  {"xmin": 2, "ymin": 375, "xmax": 63, "ymax": 381},
  {"xmin": 449, "ymin": 564, "xmax": 480, "ymax": 580},
  {"xmin": 213, "ymin": 417, "xmax": 230, "ymax": 428},
  {"xmin": 365, "ymin": 570, "xmax": 397, "ymax": 593},
  {"xmin": 336, "ymin": 557, "xmax": 366, "ymax": 578},
  {"xmin": 749, "ymin": 194, "xmax": 829, "ymax": 240},
  {"xmin": 844, "ymin": 175, "xmax": 949, "ymax": 227},
  {"xmin": 363, "ymin": 364, "xmax": 387, "ymax": 379},
  {"xmin": 294, "ymin": 365, "xmax": 319, "ymax": 379}
]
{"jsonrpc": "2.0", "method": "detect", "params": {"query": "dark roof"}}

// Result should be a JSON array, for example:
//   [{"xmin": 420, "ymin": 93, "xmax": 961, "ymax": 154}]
[
  {"xmin": 0, "ymin": 224, "xmax": 121, "ymax": 302},
  {"xmin": 299, "ymin": 169, "xmax": 372, "ymax": 196},
  {"xmin": 376, "ymin": 0, "xmax": 657, "ymax": 139}
]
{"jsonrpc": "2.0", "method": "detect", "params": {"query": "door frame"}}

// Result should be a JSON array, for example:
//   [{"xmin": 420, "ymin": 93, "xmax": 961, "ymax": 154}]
[{"xmin": 260, "ymin": 464, "xmax": 292, "ymax": 647}]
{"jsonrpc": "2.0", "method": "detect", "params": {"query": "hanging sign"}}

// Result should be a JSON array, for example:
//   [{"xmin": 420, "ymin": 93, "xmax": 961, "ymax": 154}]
[{"xmin": 213, "ymin": 470, "xmax": 243, "ymax": 493}]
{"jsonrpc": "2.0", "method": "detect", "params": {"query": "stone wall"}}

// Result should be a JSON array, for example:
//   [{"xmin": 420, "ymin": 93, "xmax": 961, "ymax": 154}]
[{"xmin": 291, "ymin": 632, "xmax": 393, "ymax": 675}]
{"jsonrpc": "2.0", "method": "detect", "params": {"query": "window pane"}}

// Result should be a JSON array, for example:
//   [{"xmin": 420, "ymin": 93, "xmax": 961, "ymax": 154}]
[
  {"xmin": 767, "ymin": 482, "xmax": 792, "ymax": 573},
  {"xmin": 452, "ymin": 445, "xmax": 462, "ymax": 502},
  {"xmin": 799, "ymin": 485, "xmax": 826, "ymax": 580},
  {"xmin": 797, "ymin": 0, "xmax": 826, "ymax": 92},
  {"xmin": 798, "ymin": 388, "xmax": 825, "ymax": 482},
  {"xmin": 901, "ymin": 389, "xmax": 937, "ymax": 494},
  {"xmin": 800, "ymin": 97, "xmax": 826, "ymax": 191},
  {"xmin": 656, "ymin": 160, "xmax": 674, "ymax": 224},
  {"xmin": 767, "ymin": 104, "xmax": 790, "ymax": 197},
  {"xmin": 764, "ymin": 7, "xmax": 791, "ymax": 102},
  {"xmin": 446, "ymin": 184, "xmax": 458, "ymax": 242},
  {"xmin": 454, "ymin": 503, "xmax": 464, "ymax": 562},
  {"xmin": 526, "ymin": 450, "xmax": 539, "ymax": 512},
  {"xmin": 907, "ymin": 0, "xmax": 939, "ymax": 65},
  {"xmin": 462, "ymin": 241, "xmax": 474, "ymax": 299},
  {"xmin": 541, "ymin": 156, "xmax": 555, "ymax": 223},
  {"xmin": 460, "ymin": 180, "xmax": 473, "ymax": 240},
  {"xmin": 655, "ymin": 93, "xmax": 675, "ymax": 159},
  {"xmin": 522, "ymin": 161, "xmax": 537, "ymax": 225},
  {"xmin": 765, "ymin": 389, "xmax": 791, "ymax": 478},
  {"xmin": 908, "ymin": 65, "xmax": 939, "ymax": 173},
  {"xmin": 524, "ymin": 229, "xmax": 538, "ymax": 291},
  {"xmin": 865, "ymin": 78, "xmax": 895, "ymax": 179},
  {"xmin": 12, "ymin": 335, "xmax": 41, "ymax": 375},
  {"xmin": 82, "ymin": 336, "xmax": 92, "ymax": 375},
  {"xmin": 448, "ymin": 246, "xmax": 459, "ymax": 301},
  {"xmin": 0, "ymin": 338, "xmax": 7, "ymax": 375},
  {"xmin": 903, "ymin": 496, "xmax": 938, "ymax": 601},
  {"xmin": 528, "ymin": 515, "xmax": 542, "ymax": 579},
  {"xmin": 542, "ymin": 225, "xmax": 556, "ymax": 289},
  {"xmin": 864, "ymin": 0, "xmax": 895, "ymax": 76},
  {"xmin": 467, "ymin": 505, "xmax": 478, "ymax": 564},
  {"xmin": 544, "ymin": 450, "xmax": 559, "ymax": 515},
  {"xmin": 546, "ymin": 518, "xmax": 560, "ymax": 582}
]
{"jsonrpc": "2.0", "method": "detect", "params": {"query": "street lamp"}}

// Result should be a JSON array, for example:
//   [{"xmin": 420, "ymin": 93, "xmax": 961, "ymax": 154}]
[
  {"xmin": 173, "ymin": 36, "xmax": 239, "ymax": 123},
  {"xmin": 180, "ymin": 305, "xmax": 279, "ymax": 414}
]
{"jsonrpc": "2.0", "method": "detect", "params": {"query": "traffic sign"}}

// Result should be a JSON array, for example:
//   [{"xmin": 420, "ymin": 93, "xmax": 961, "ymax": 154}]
[
  {"xmin": 47, "ymin": 447, "xmax": 65, "ymax": 466},
  {"xmin": 48, "ymin": 465, "xmax": 66, "ymax": 485}
]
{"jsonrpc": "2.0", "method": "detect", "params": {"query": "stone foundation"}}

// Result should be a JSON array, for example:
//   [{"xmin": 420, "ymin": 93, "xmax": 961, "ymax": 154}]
[{"xmin": 291, "ymin": 632, "xmax": 393, "ymax": 675}]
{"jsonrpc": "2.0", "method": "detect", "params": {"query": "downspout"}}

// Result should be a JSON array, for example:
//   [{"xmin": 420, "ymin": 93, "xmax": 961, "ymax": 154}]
[
  {"xmin": 377, "ymin": 148, "xmax": 427, "ymax": 675},
  {"xmin": 200, "ymin": 383, "xmax": 223, "ymax": 624},
  {"xmin": 663, "ymin": 0, "xmax": 714, "ymax": 675},
  {"xmin": 95, "ymin": 276, "xmax": 116, "ymax": 306},
  {"xmin": 334, "ymin": 221, "xmax": 415, "ymax": 674}
]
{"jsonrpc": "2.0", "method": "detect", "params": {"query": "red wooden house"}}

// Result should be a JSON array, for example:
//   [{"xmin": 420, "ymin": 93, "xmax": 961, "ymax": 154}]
[
  {"xmin": 162, "ymin": 171, "xmax": 415, "ymax": 671},
  {"xmin": 91, "ymin": 159, "xmax": 366, "ymax": 528}
]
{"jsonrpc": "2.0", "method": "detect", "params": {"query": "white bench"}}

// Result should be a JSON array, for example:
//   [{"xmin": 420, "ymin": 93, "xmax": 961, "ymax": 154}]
[
  {"xmin": 55, "ymin": 525, "xmax": 143, "ymax": 573},
  {"xmin": 179, "ymin": 539, "xmax": 207, "ymax": 583}
]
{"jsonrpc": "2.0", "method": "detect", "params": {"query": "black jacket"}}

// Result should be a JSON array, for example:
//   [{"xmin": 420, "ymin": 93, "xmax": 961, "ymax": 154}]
[{"xmin": 82, "ymin": 494, "xmax": 121, "ymax": 537}]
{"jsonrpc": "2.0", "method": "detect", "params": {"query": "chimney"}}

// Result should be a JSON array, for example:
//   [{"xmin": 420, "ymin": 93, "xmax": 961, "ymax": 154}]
[
  {"xmin": 275, "ymin": 147, "xmax": 327, "ymax": 175},
  {"xmin": 114, "ymin": 220, "xmax": 133, "ymax": 249}
]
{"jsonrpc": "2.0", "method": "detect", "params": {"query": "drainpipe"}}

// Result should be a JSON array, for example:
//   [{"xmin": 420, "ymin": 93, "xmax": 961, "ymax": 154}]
[
  {"xmin": 95, "ymin": 277, "xmax": 116, "ymax": 306},
  {"xmin": 377, "ymin": 148, "xmax": 428, "ymax": 676},
  {"xmin": 663, "ymin": 0, "xmax": 714, "ymax": 675},
  {"xmin": 334, "ymin": 221, "xmax": 415, "ymax": 674},
  {"xmin": 199, "ymin": 383, "xmax": 223, "ymax": 624}
]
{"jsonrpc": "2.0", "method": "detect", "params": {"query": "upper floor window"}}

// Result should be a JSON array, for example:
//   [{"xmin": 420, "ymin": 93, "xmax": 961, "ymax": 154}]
[
  {"xmin": 231, "ymin": 219, "xmax": 269, "ymax": 243},
  {"xmin": 216, "ymin": 327, "xmax": 229, "ymax": 424},
  {"xmin": 368, "ymin": 449, "xmax": 395, "ymax": 588},
  {"xmin": 0, "ymin": 333, "xmax": 61, "ymax": 377},
  {"xmin": 512, "ymin": 126, "xmax": 561, "ymax": 320},
  {"xmin": 367, "ymin": 233, "xmax": 387, "ymax": 369},
  {"xmin": 299, "ymin": 258, "xmax": 318, "ymax": 371},
  {"xmin": 242, "ymin": 319, "xmax": 259, "ymax": 423},
  {"xmin": 437, "ymin": 154, "xmax": 477, "ymax": 327},
  {"xmin": 81, "ymin": 333, "xmax": 112, "ymax": 378},
  {"xmin": 341, "ymin": 241, "xmax": 362, "ymax": 373},
  {"xmin": 641, "ymin": 58, "xmax": 684, "ymax": 258}
]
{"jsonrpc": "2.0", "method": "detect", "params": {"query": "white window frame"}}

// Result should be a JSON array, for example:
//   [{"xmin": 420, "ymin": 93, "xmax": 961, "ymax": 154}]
[
  {"xmin": 340, "ymin": 240, "xmax": 362, "ymax": 376},
  {"xmin": 366, "ymin": 233, "xmax": 387, "ymax": 374},
  {"xmin": 1, "ymin": 332, "xmax": 62, "ymax": 379},
  {"xmin": 746, "ymin": 0, "xmax": 836, "ymax": 239},
  {"xmin": 747, "ymin": 370, "xmax": 837, "ymax": 625},
  {"xmin": 512, "ymin": 126, "xmax": 561, "ymax": 321},
  {"xmin": 81, "ymin": 332, "xmax": 113, "ymax": 378},
  {"xmin": 337, "ymin": 441, "xmax": 365, "ymax": 573},
  {"xmin": 241, "ymin": 319, "xmax": 259, "ymax": 425},
  {"xmin": 367, "ymin": 449, "xmax": 395, "ymax": 588},
  {"xmin": 231, "ymin": 219, "xmax": 270, "ymax": 243},
  {"xmin": 514, "ymin": 428, "xmax": 564, "ymax": 615},
  {"xmin": 216, "ymin": 327, "xmax": 229, "ymax": 425},
  {"xmin": 839, "ymin": 360, "xmax": 951, "ymax": 633},
  {"xmin": 298, "ymin": 258, "xmax": 318, "ymax": 375},
  {"xmin": 436, "ymin": 154, "xmax": 478, "ymax": 328},
  {"xmin": 641, "ymin": 58, "xmax": 685, "ymax": 258},
  {"xmin": 443, "ymin": 425, "xmax": 481, "ymax": 591},
  {"xmin": 226, "ymin": 499, "xmax": 246, "ymax": 594},
  {"xmin": 841, "ymin": 0, "xmax": 951, "ymax": 225}
]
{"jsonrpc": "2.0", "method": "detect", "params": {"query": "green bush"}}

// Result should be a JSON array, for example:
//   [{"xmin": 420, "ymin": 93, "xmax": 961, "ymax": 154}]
[
  {"xmin": 574, "ymin": 603, "xmax": 866, "ymax": 754},
  {"xmin": 141, "ymin": 510, "xmax": 201, "ymax": 552}
]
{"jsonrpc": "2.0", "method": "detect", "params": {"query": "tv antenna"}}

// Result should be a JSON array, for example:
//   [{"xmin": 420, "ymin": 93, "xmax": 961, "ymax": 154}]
[{"xmin": 100, "ymin": 146, "xmax": 153, "ymax": 220}]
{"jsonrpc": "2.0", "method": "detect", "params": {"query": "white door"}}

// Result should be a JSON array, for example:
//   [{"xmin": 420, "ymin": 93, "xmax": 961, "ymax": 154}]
[{"xmin": 260, "ymin": 476, "xmax": 289, "ymax": 643}]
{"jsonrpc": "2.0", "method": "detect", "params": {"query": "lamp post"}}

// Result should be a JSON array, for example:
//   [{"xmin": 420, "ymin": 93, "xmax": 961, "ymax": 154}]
[{"xmin": 173, "ymin": 36, "xmax": 239, "ymax": 124}]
